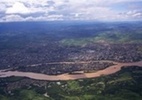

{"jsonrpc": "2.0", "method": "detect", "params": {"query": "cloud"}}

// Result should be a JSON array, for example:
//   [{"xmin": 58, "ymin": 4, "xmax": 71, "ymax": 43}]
[
  {"xmin": 1, "ymin": 14, "xmax": 25, "ymax": 22},
  {"xmin": 126, "ymin": 10, "xmax": 142, "ymax": 18},
  {"xmin": 0, "ymin": 0, "xmax": 142, "ymax": 22},
  {"xmin": 6, "ymin": 2, "xmax": 30, "ymax": 14}
]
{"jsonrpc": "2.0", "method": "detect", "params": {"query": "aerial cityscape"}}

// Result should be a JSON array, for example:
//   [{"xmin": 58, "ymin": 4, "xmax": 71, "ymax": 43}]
[{"xmin": 0, "ymin": 0, "xmax": 142, "ymax": 100}]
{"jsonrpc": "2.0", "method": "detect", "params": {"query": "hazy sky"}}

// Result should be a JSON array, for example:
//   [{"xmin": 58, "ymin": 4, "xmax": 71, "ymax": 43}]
[{"xmin": 0, "ymin": 0, "xmax": 142, "ymax": 22}]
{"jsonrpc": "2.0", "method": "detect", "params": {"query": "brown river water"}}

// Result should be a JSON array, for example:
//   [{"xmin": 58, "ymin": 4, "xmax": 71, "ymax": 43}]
[{"xmin": 0, "ymin": 61, "xmax": 142, "ymax": 81}]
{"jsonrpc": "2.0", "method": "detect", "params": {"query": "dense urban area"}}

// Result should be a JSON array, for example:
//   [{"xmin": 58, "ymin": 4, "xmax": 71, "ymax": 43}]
[{"xmin": 0, "ymin": 21, "xmax": 142, "ymax": 100}]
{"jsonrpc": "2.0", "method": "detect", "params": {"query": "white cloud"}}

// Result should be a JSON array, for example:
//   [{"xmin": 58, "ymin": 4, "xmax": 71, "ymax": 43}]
[
  {"xmin": 0, "ymin": 3, "xmax": 6, "ymax": 12},
  {"xmin": 24, "ymin": 14, "xmax": 64, "ymax": 21},
  {"xmin": 1, "ymin": 14, "xmax": 25, "ymax": 22},
  {"xmin": 126, "ymin": 10, "xmax": 142, "ymax": 18},
  {"xmin": 6, "ymin": 2, "xmax": 30, "ymax": 14},
  {"xmin": 133, "ymin": 13, "xmax": 141, "ymax": 17},
  {"xmin": 0, "ymin": 0, "xmax": 142, "ymax": 22}
]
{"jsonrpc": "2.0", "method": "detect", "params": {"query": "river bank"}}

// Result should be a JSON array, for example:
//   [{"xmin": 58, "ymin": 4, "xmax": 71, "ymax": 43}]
[{"xmin": 0, "ymin": 60, "xmax": 142, "ymax": 81}]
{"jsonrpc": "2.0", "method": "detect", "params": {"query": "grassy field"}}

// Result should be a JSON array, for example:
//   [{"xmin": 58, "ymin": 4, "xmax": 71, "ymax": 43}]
[{"xmin": 60, "ymin": 32, "xmax": 142, "ymax": 46}]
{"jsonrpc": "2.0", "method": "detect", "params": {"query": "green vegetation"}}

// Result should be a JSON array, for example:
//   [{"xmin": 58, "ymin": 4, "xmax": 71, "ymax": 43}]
[
  {"xmin": 0, "ymin": 90, "xmax": 51, "ymax": 100},
  {"xmin": 60, "ymin": 32, "xmax": 142, "ymax": 46},
  {"xmin": 17, "ymin": 90, "xmax": 50, "ymax": 100},
  {"xmin": 0, "ymin": 66, "xmax": 142, "ymax": 100}
]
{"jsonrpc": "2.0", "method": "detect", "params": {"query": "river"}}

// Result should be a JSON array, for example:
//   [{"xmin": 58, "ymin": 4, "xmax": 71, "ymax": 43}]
[{"xmin": 0, "ymin": 61, "xmax": 142, "ymax": 81}]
